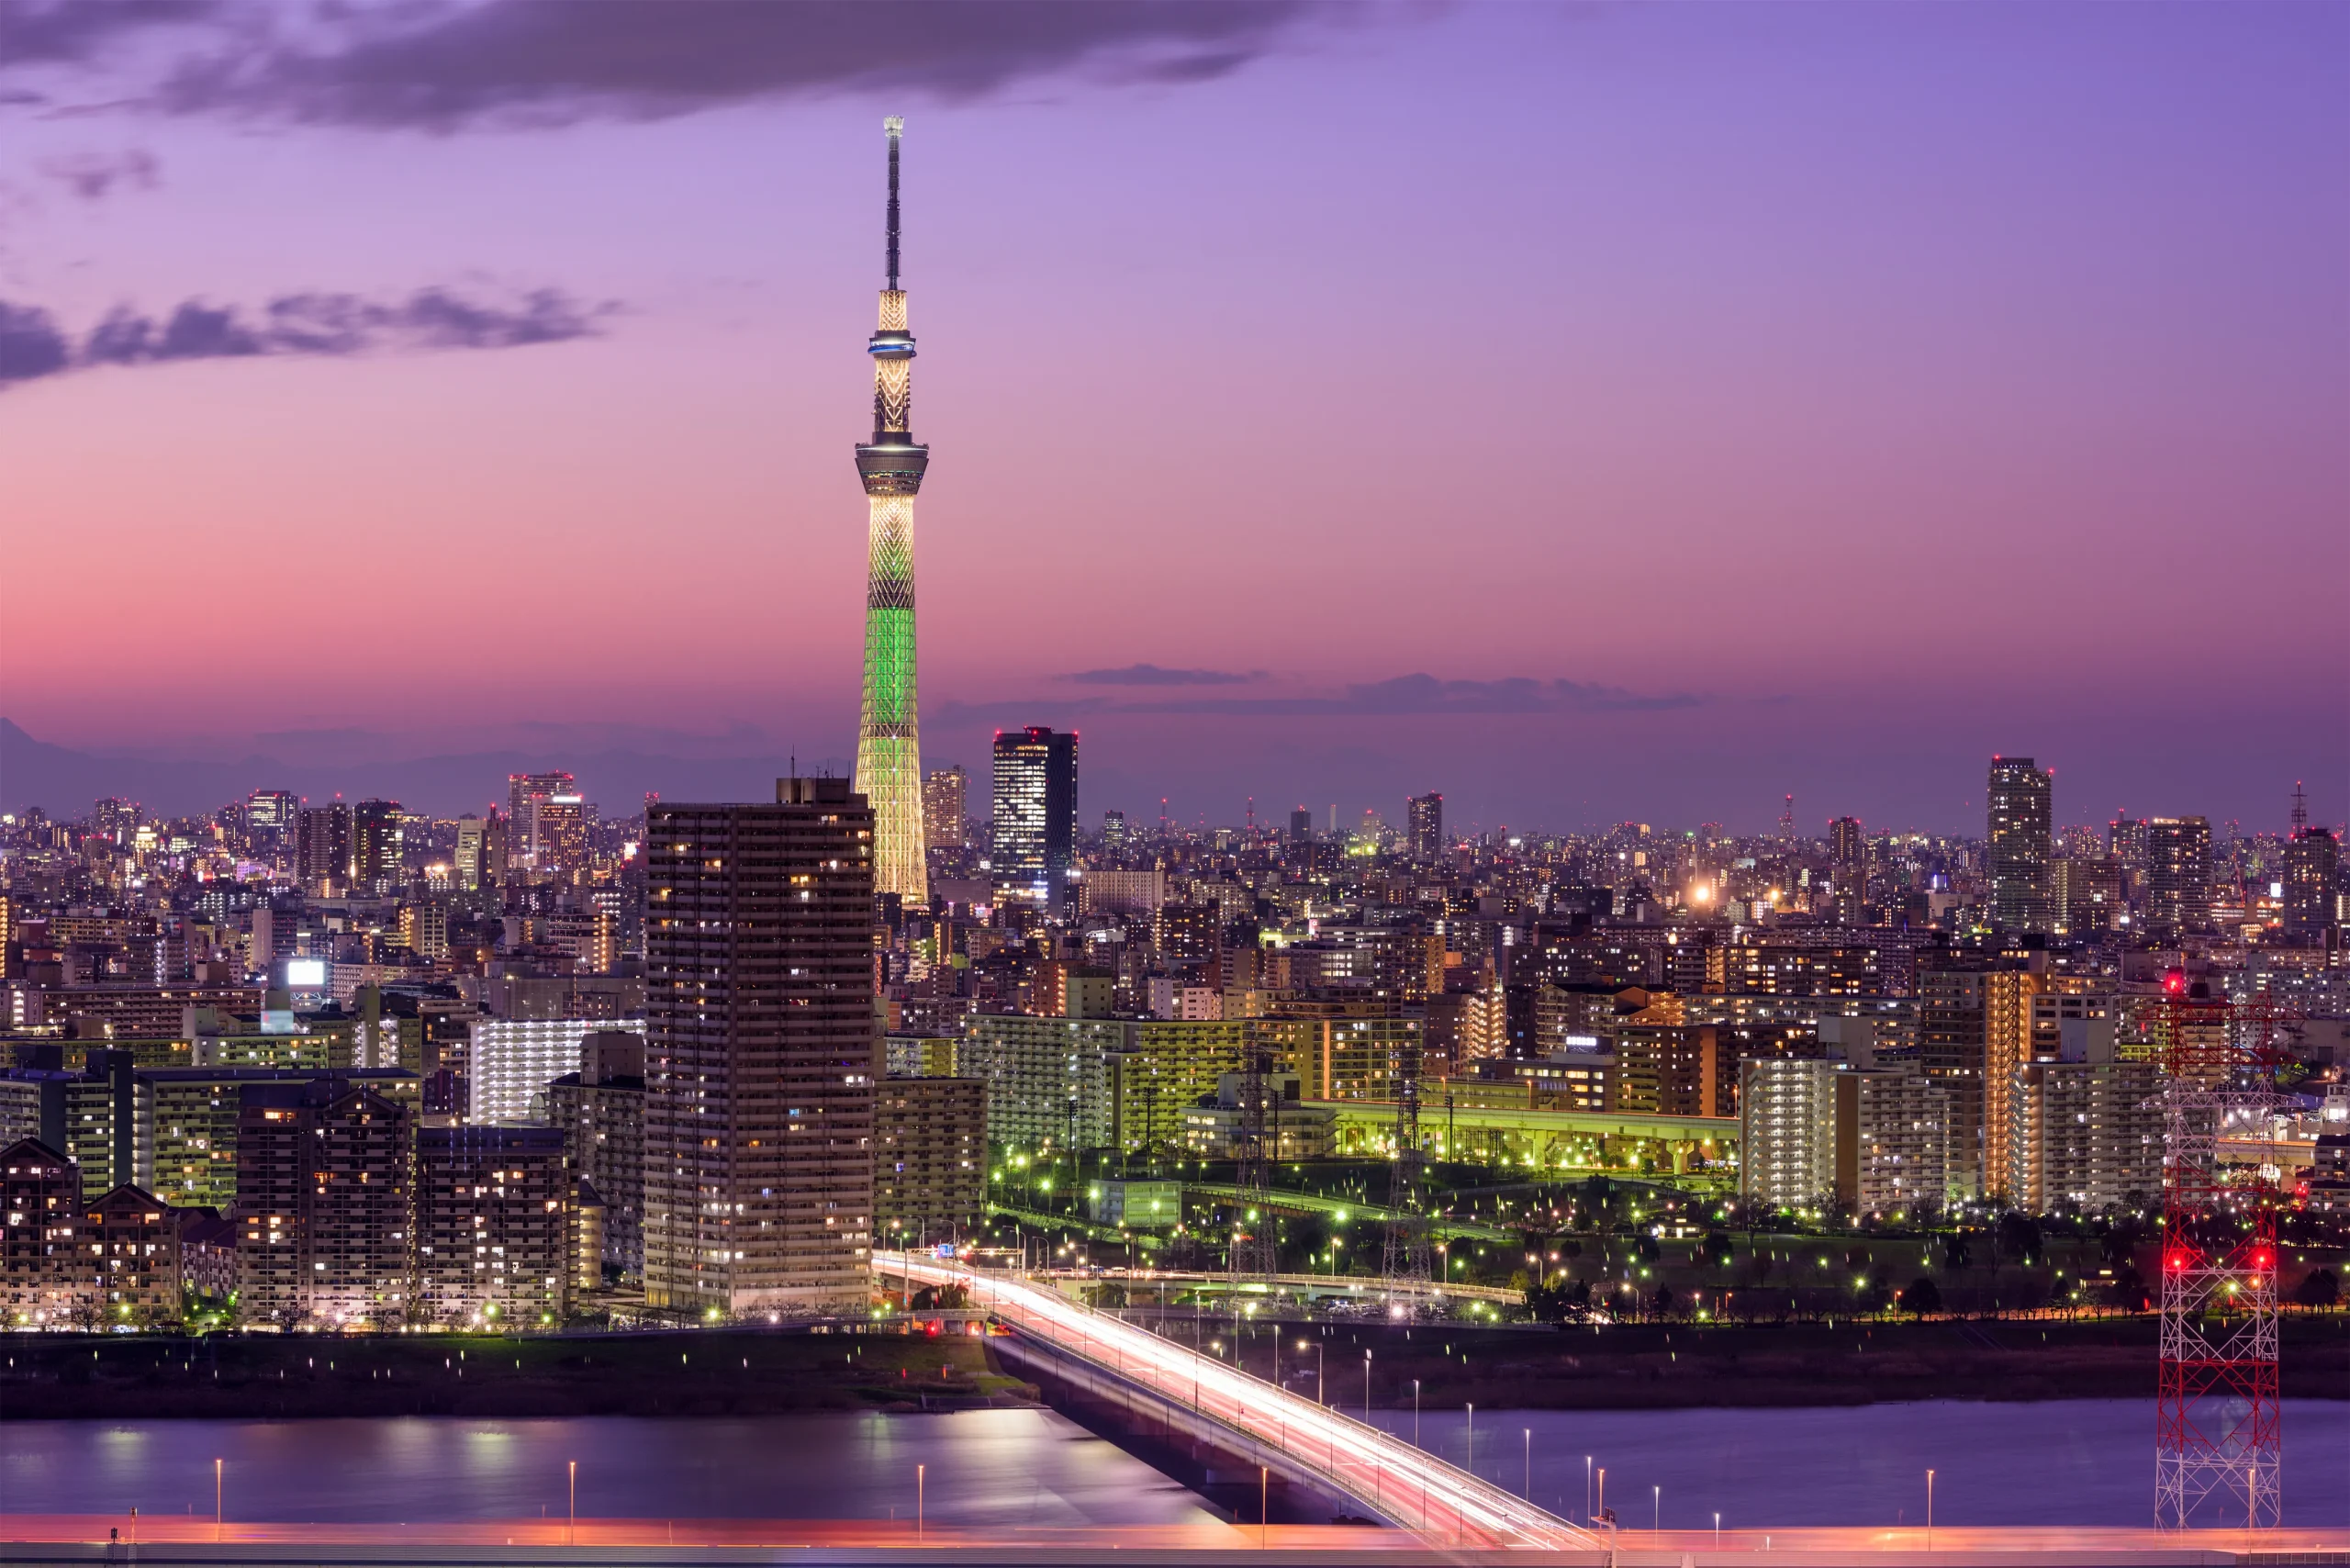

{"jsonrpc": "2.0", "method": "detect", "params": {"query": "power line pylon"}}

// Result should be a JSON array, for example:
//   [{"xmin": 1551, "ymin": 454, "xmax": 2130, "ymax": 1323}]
[
  {"xmin": 1229, "ymin": 1042, "xmax": 1278, "ymax": 1284},
  {"xmin": 1382, "ymin": 1035, "xmax": 1435, "ymax": 1313},
  {"xmin": 2143, "ymin": 972, "xmax": 2293, "ymax": 1530}
]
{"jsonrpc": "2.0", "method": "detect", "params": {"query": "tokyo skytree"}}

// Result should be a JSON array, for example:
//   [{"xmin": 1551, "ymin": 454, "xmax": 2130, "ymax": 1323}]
[{"xmin": 853, "ymin": 117, "xmax": 929, "ymax": 902}]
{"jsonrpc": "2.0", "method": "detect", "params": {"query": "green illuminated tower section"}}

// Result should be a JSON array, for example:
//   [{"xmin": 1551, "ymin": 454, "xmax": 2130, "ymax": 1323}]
[{"xmin": 855, "ymin": 116, "xmax": 929, "ymax": 904}]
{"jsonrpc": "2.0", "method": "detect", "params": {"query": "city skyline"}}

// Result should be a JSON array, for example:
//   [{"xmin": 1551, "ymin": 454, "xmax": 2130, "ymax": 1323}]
[{"xmin": 2, "ymin": 3, "xmax": 2344, "ymax": 832}]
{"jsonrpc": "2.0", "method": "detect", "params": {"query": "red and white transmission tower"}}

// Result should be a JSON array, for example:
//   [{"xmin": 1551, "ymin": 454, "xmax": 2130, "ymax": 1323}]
[{"xmin": 2143, "ymin": 971, "xmax": 2294, "ymax": 1530}]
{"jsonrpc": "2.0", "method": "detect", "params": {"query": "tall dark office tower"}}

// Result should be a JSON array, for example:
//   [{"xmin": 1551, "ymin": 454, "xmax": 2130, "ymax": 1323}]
[
  {"xmin": 1829, "ymin": 816, "xmax": 1866, "ymax": 922},
  {"xmin": 351, "ymin": 799, "xmax": 403, "ymax": 893},
  {"xmin": 1101, "ymin": 809, "xmax": 1129, "ymax": 859},
  {"xmin": 2284, "ymin": 785, "xmax": 2338, "ymax": 938},
  {"xmin": 1406, "ymin": 792, "xmax": 1444, "ymax": 862},
  {"xmin": 243, "ymin": 790, "xmax": 300, "ymax": 863},
  {"xmin": 1289, "ymin": 807, "xmax": 1313, "ymax": 844},
  {"xmin": 643, "ymin": 779, "xmax": 877, "ymax": 1316},
  {"xmin": 990, "ymin": 728, "xmax": 1078, "ymax": 913},
  {"xmin": 2147, "ymin": 816, "xmax": 2213, "ymax": 936},
  {"xmin": 453, "ymin": 811, "xmax": 505, "ymax": 893},
  {"xmin": 1986, "ymin": 756, "xmax": 2053, "ymax": 933},
  {"xmin": 506, "ymin": 771, "xmax": 577, "ymax": 881},
  {"xmin": 854, "ymin": 118, "xmax": 930, "ymax": 906},
  {"xmin": 297, "ymin": 801, "xmax": 352, "ymax": 890}
]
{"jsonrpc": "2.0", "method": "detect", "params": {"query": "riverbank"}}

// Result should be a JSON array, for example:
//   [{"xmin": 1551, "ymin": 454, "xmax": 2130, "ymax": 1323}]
[
  {"xmin": 0, "ymin": 1328, "xmax": 1018, "ymax": 1418},
  {"xmin": 1289, "ymin": 1313, "xmax": 2350, "ymax": 1410},
  {"xmin": 5, "ymin": 1316, "xmax": 2343, "ymax": 1418}
]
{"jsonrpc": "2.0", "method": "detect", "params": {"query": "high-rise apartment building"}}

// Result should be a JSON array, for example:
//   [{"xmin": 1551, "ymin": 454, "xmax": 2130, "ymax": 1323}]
[
  {"xmin": 548, "ymin": 1031, "xmax": 645, "ymax": 1282},
  {"xmin": 991, "ymin": 727, "xmax": 1078, "ymax": 912},
  {"xmin": 2004, "ymin": 1054, "xmax": 2161, "ymax": 1214},
  {"xmin": 643, "ymin": 780, "xmax": 877, "ymax": 1317},
  {"xmin": 1406, "ymin": 793, "xmax": 1444, "ymax": 863},
  {"xmin": 1739, "ymin": 1058, "xmax": 1948, "ymax": 1214},
  {"xmin": 2147, "ymin": 816, "xmax": 2213, "ymax": 936},
  {"xmin": 2051, "ymin": 856, "xmax": 2123, "ymax": 934},
  {"xmin": 1, "ymin": 1137, "xmax": 85, "ymax": 1327},
  {"xmin": 2285, "ymin": 823, "xmax": 2340, "ymax": 939},
  {"xmin": 469, "ymin": 1017, "xmax": 643, "ymax": 1126},
  {"xmin": 1986, "ymin": 756, "xmax": 2053, "ymax": 933},
  {"xmin": 922, "ymin": 766, "xmax": 967, "ymax": 852},
  {"xmin": 414, "ymin": 1124, "xmax": 570, "ymax": 1327},
  {"xmin": 352, "ymin": 799, "xmax": 404, "ymax": 893},
  {"xmin": 873, "ymin": 1075, "xmax": 985, "ymax": 1245},
  {"xmin": 853, "ymin": 118, "xmax": 931, "ymax": 905},
  {"xmin": 1916, "ymin": 964, "xmax": 1988, "ymax": 1199},
  {"xmin": 232, "ymin": 1078, "xmax": 413, "ymax": 1329},
  {"xmin": 1829, "ymin": 816, "xmax": 1866, "ymax": 921},
  {"xmin": 297, "ymin": 801, "xmax": 352, "ymax": 890}
]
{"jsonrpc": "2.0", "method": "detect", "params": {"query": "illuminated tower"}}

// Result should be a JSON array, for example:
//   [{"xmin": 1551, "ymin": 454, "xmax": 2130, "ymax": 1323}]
[{"xmin": 854, "ymin": 116, "xmax": 930, "ymax": 904}]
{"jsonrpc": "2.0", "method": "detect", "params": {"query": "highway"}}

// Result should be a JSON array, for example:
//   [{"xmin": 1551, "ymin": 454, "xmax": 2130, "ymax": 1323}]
[{"xmin": 881, "ymin": 1249, "xmax": 1590, "ymax": 1551}]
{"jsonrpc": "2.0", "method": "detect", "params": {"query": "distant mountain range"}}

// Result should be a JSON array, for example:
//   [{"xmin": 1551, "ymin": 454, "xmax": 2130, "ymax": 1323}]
[{"xmin": 0, "ymin": 719, "xmax": 854, "ymax": 820}]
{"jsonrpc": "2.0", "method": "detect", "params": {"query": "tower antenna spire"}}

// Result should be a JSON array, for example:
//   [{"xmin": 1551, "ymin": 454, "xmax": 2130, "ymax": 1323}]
[{"xmin": 884, "ymin": 115, "xmax": 903, "ymax": 290}]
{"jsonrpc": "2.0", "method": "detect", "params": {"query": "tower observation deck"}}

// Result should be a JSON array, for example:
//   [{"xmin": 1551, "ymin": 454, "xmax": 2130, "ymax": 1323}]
[{"xmin": 855, "ymin": 116, "xmax": 929, "ymax": 903}]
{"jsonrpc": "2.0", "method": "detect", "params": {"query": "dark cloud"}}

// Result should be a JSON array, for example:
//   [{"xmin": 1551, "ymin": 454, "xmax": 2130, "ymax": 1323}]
[
  {"xmin": 0, "ymin": 285, "xmax": 611, "ymax": 388},
  {"xmin": 0, "ymin": 299, "xmax": 71, "ymax": 383},
  {"xmin": 1130, "ymin": 675, "xmax": 1707, "ymax": 717},
  {"xmin": 38, "ymin": 149, "xmax": 161, "ymax": 200},
  {"xmin": 0, "ymin": 0, "xmax": 221, "ymax": 67},
  {"xmin": 1064, "ymin": 663, "xmax": 1262, "ymax": 687},
  {"xmin": 932, "ymin": 674, "xmax": 1706, "ymax": 727},
  {"xmin": 139, "ymin": 0, "xmax": 1334, "ymax": 129}
]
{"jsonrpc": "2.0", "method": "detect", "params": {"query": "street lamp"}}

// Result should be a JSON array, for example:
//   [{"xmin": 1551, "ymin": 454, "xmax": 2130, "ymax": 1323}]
[
  {"xmin": 1524, "ymin": 1428, "xmax": 1532, "ymax": 1499},
  {"xmin": 568, "ymin": 1461, "xmax": 576, "ymax": 1546},
  {"xmin": 1363, "ymin": 1350, "xmax": 1372, "ymax": 1422},
  {"xmin": 1413, "ymin": 1379, "xmax": 1421, "ymax": 1449},
  {"xmin": 1585, "ymin": 1456, "xmax": 1594, "ymax": 1526},
  {"xmin": 1466, "ymin": 1403, "xmax": 1474, "ymax": 1474},
  {"xmin": 1926, "ymin": 1469, "xmax": 1934, "ymax": 1551},
  {"xmin": 1653, "ymin": 1484, "xmax": 1661, "ymax": 1539}
]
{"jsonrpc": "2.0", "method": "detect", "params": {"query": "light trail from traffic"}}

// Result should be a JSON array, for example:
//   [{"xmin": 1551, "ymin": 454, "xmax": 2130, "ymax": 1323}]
[{"xmin": 879, "ymin": 1249, "xmax": 1592, "ymax": 1551}]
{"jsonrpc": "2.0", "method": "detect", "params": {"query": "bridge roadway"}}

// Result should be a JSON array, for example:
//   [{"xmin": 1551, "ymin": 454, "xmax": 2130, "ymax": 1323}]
[{"xmin": 884, "ymin": 1250, "xmax": 1590, "ymax": 1551}]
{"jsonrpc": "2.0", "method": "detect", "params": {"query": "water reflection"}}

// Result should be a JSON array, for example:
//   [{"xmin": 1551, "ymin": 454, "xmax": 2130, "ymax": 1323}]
[{"xmin": 3, "ymin": 1411, "xmax": 1219, "ymax": 1528}]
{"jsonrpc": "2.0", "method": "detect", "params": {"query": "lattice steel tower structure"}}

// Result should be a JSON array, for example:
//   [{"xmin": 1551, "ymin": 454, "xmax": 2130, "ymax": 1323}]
[
  {"xmin": 1229, "ymin": 1041, "xmax": 1278, "ymax": 1284},
  {"xmin": 1381, "ymin": 1035, "xmax": 1434, "ymax": 1309},
  {"xmin": 2144, "ymin": 973, "xmax": 2291, "ymax": 1530},
  {"xmin": 854, "ymin": 117, "xmax": 930, "ymax": 904}
]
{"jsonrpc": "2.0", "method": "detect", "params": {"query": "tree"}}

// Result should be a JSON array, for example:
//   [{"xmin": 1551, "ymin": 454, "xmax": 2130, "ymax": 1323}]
[
  {"xmin": 2104, "ymin": 1266, "xmax": 2150, "ymax": 1313},
  {"xmin": 1942, "ymin": 1231, "xmax": 1974, "ymax": 1270},
  {"xmin": 1898, "ymin": 1276, "xmax": 1942, "ymax": 1316},
  {"xmin": 1701, "ymin": 1231, "xmax": 1735, "ymax": 1271},
  {"xmin": 2293, "ymin": 1269, "xmax": 2339, "ymax": 1312},
  {"xmin": 1996, "ymin": 1213, "xmax": 2042, "ymax": 1267}
]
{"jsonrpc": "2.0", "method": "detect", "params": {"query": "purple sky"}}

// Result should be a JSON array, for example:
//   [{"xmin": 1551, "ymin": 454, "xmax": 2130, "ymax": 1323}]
[{"xmin": 2, "ymin": 1, "xmax": 2343, "ymax": 833}]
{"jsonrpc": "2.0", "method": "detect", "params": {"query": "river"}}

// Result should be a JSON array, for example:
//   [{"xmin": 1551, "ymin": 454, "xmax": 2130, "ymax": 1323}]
[{"xmin": 6, "ymin": 1401, "xmax": 2344, "ymax": 1529}]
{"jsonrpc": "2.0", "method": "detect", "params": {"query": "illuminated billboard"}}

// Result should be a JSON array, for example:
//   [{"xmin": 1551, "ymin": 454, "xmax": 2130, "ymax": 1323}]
[{"xmin": 285, "ymin": 958, "xmax": 328, "ymax": 988}]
